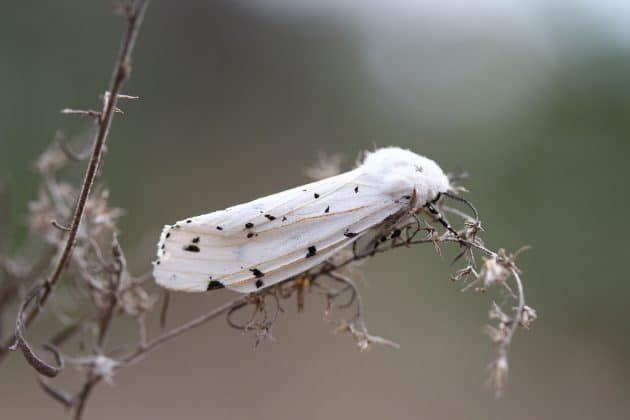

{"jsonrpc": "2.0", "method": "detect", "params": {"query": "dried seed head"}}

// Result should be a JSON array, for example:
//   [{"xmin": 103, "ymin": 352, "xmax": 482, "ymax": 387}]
[
  {"xmin": 518, "ymin": 305, "xmax": 538, "ymax": 329},
  {"xmin": 482, "ymin": 324, "xmax": 507, "ymax": 345},
  {"xmin": 462, "ymin": 219, "xmax": 483, "ymax": 241},
  {"xmin": 120, "ymin": 286, "xmax": 156, "ymax": 317},
  {"xmin": 82, "ymin": 189, "xmax": 124, "ymax": 240},
  {"xmin": 479, "ymin": 253, "xmax": 511, "ymax": 289},
  {"xmin": 34, "ymin": 142, "xmax": 68, "ymax": 174},
  {"xmin": 77, "ymin": 355, "xmax": 119, "ymax": 385}
]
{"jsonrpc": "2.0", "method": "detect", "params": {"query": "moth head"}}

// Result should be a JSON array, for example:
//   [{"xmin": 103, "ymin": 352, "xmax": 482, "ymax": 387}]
[
  {"xmin": 362, "ymin": 147, "xmax": 450, "ymax": 204},
  {"xmin": 413, "ymin": 155, "xmax": 450, "ymax": 204}
]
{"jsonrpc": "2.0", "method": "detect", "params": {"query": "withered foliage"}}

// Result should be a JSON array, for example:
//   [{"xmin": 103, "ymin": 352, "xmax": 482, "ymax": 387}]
[{"xmin": 0, "ymin": 2, "xmax": 536, "ymax": 419}]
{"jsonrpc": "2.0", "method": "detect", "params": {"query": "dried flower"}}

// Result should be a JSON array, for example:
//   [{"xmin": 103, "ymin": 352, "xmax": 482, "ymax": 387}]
[
  {"xmin": 34, "ymin": 142, "xmax": 68, "ymax": 174},
  {"xmin": 479, "ymin": 253, "xmax": 511, "ymax": 289},
  {"xmin": 518, "ymin": 305, "xmax": 538, "ymax": 329}
]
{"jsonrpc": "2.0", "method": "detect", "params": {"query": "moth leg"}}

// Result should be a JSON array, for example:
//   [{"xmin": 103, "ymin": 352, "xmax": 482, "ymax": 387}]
[
  {"xmin": 424, "ymin": 202, "xmax": 462, "ymax": 242},
  {"xmin": 361, "ymin": 208, "xmax": 410, "ymax": 254}
]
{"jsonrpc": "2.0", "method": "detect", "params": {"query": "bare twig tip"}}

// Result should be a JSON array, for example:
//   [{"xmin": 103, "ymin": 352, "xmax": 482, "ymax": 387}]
[
  {"xmin": 60, "ymin": 108, "xmax": 101, "ymax": 118},
  {"xmin": 51, "ymin": 220, "xmax": 71, "ymax": 231}
]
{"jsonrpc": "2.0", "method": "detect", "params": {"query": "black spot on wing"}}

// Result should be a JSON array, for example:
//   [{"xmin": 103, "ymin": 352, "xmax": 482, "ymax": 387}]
[
  {"xmin": 166, "ymin": 232, "xmax": 171, "ymax": 238},
  {"xmin": 265, "ymin": 214, "xmax": 276, "ymax": 221},
  {"xmin": 324, "ymin": 206, "xmax": 330, "ymax": 213},
  {"xmin": 192, "ymin": 237, "xmax": 200, "ymax": 243},
  {"xmin": 216, "ymin": 226, "xmax": 223, "ymax": 231},
  {"xmin": 207, "ymin": 280, "xmax": 224, "ymax": 291},
  {"xmin": 255, "ymin": 279, "xmax": 264, "ymax": 289},
  {"xmin": 314, "ymin": 193, "xmax": 320, "ymax": 199},
  {"xmin": 282, "ymin": 216, "xmax": 287, "ymax": 221},
  {"xmin": 245, "ymin": 222, "xmax": 254, "ymax": 229},
  {"xmin": 354, "ymin": 186, "xmax": 359, "ymax": 193},
  {"xmin": 344, "ymin": 231, "xmax": 358, "ymax": 238},
  {"xmin": 183, "ymin": 244, "xmax": 200, "ymax": 252},
  {"xmin": 250, "ymin": 268, "xmax": 264, "ymax": 278},
  {"xmin": 306, "ymin": 246, "xmax": 317, "ymax": 258}
]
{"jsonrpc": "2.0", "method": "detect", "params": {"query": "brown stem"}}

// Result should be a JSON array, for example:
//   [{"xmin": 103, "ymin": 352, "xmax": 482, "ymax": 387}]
[
  {"xmin": 120, "ymin": 296, "xmax": 249, "ymax": 366},
  {"xmin": 72, "ymin": 376, "xmax": 100, "ymax": 420}
]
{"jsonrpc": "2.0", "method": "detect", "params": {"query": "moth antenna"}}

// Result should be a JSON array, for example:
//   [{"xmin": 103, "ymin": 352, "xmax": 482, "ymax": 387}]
[{"xmin": 442, "ymin": 192, "xmax": 479, "ymax": 221}]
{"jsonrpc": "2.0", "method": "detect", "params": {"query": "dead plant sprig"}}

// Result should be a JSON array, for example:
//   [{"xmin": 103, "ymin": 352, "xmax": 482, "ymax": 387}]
[{"xmin": 0, "ymin": 0, "xmax": 150, "ymax": 369}]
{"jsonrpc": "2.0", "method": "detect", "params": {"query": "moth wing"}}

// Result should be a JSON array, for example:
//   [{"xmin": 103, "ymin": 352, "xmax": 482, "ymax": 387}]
[
  {"xmin": 153, "ymin": 169, "xmax": 405, "ymax": 293},
  {"xmin": 176, "ymin": 168, "xmax": 361, "ymax": 233}
]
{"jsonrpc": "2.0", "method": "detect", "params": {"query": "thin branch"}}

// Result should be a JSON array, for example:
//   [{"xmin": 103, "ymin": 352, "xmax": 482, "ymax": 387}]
[
  {"xmin": 60, "ymin": 109, "xmax": 102, "ymax": 119},
  {"xmin": 507, "ymin": 268, "xmax": 526, "ymax": 343},
  {"xmin": 51, "ymin": 219, "xmax": 72, "ymax": 231},
  {"xmin": 120, "ymin": 296, "xmax": 249, "ymax": 366},
  {"xmin": 95, "ymin": 235, "xmax": 126, "ymax": 348},
  {"xmin": 37, "ymin": 376, "xmax": 75, "ymax": 408},
  {"xmin": 72, "ymin": 376, "xmax": 100, "ymax": 420}
]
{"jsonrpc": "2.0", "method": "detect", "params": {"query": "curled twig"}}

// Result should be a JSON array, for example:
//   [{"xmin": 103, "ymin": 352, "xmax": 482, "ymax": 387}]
[
  {"xmin": 10, "ymin": 285, "xmax": 64, "ymax": 377},
  {"xmin": 51, "ymin": 219, "xmax": 72, "ymax": 231},
  {"xmin": 37, "ymin": 376, "xmax": 75, "ymax": 408}
]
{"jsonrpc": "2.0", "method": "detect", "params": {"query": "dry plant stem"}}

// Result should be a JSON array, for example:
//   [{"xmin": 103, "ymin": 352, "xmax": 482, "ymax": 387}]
[
  {"xmin": 120, "ymin": 296, "xmax": 249, "ymax": 365},
  {"xmin": 11, "ymin": 287, "xmax": 64, "ymax": 377},
  {"xmin": 38, "ymin": 376, "xmax": 74, "ymax": 408},
  {"xmin": 28, "ymin": 210, "xmax": 526, "ymax": 416},
  {"xmin": 66, "ymin": 296, "xmax": 248, "ymax": 420},
  {"xmin": 327, "ymin": 271, "xmax": 366, "ymax": 329},
  {"xmin": 73, "ymin": 376, "xmax": 100, "ymax": 420},
  {"xmin": 494, "ymin": 267, "xmax": 526, "ymax": 395},
  {"xmin": 96, "ymin": 236, "xmax": 125, "ymax": 349},
  {"xmin": 506, "ymin": 268, "xmax": 525, "ymax": 343},
  {"xmin": 0, "ymin": 0, "xmax": 150, "ymax": 367}
]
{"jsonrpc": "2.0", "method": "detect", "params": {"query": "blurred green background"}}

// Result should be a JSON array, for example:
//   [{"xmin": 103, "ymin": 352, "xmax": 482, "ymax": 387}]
[{"xmin": 1, "ymin": 1, "xmax": 629, "ymax": 419}]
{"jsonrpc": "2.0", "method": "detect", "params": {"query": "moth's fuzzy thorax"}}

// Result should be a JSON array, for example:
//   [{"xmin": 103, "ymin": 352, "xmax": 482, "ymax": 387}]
[{"xmin": 361, "ymin": 147, "xmax": 449, "ymax": 204}]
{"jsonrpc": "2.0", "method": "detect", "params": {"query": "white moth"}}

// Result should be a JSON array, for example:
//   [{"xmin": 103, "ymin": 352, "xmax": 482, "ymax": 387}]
[{"xmin": 153, "ymin": 147, "xmax": 450, "ymax": 294}]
